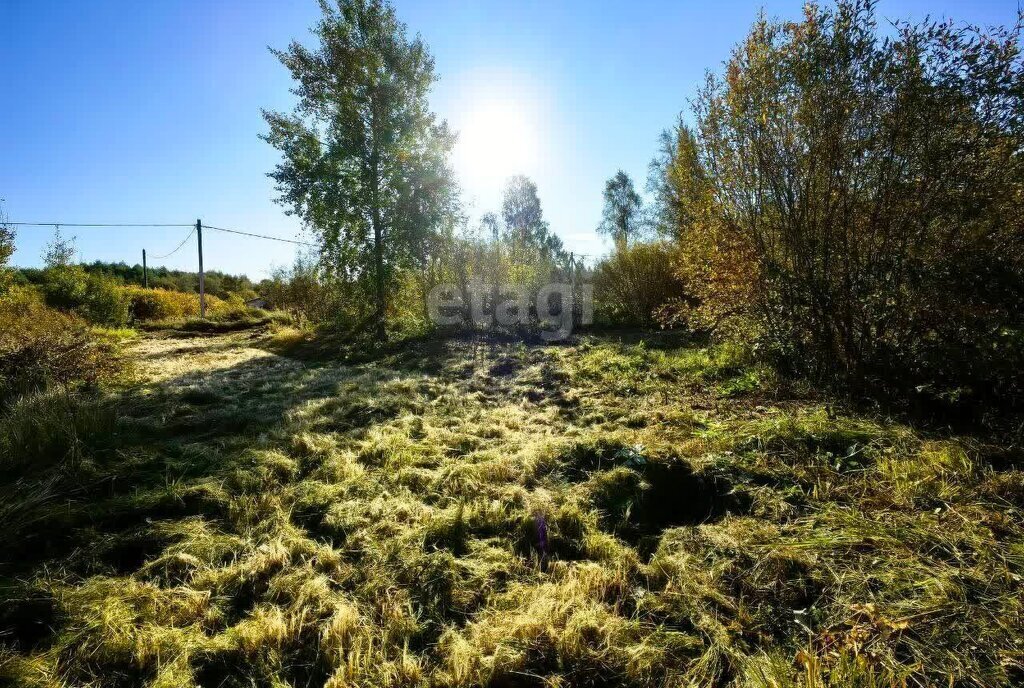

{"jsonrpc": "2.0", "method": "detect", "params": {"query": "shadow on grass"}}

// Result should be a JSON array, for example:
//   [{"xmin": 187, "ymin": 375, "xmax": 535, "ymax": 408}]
[{"xmin": 0, "ymin": 341, "xmax": 409, "ymax": 582}]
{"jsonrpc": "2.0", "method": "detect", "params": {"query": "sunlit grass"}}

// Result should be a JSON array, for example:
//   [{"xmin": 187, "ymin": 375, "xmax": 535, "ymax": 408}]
[{"xmin": 1, "ymin": 330, "xmax": 1021, "ymax": 686}]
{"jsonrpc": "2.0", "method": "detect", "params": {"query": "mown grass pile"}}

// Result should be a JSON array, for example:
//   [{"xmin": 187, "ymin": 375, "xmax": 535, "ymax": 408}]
[{"xmin": 1, "ymin": 329, "xmax": 1022, "ymax": 687}]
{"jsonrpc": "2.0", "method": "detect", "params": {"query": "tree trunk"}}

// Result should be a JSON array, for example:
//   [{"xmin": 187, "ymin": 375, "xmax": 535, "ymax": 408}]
[
  {"xmin": 370, "ymin": 102, "xmax": 387, "ymax": 342},
  {"xmin": 372, "ymin": 208, "xmax": 386, "ymax": 341}
]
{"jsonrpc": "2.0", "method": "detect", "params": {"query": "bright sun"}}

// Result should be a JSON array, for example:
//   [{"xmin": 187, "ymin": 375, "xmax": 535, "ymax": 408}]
[{"xmin": 453, "ymin": 97, "xmax": 541, "ymax": 192}]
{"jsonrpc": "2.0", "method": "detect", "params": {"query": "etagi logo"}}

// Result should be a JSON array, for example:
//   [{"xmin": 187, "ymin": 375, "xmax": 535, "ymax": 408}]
[{"xmin": 427, "ymin": 279, "xmax": 593, "ymax": 341}]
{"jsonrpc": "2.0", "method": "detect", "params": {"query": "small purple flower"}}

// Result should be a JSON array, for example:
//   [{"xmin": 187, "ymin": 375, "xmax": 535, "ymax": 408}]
[{"xmin": 534, "ymin": 512, "xmax": 549, "ymax": 567}]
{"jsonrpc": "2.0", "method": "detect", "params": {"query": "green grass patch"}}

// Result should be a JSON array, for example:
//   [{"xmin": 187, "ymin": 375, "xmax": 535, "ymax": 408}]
[{"xmin": 1, "ymin": 331, "xmax": 1022, "ymax": 687}]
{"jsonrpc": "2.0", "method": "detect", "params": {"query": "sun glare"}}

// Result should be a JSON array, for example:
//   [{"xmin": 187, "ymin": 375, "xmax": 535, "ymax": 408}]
[{"xmin": 453, "ymin": 97, "xmax": 541, "ymax": 191}]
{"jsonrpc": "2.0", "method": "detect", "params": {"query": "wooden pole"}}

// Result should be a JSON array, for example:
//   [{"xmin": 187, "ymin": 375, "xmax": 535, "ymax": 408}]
[
  {"xmin": 196, "ymin": 219, "xmax": 206, "ymax": 319},
  {"xmin": 569, "ymin": 252, "xmax": 575, "ymax": 324},
  {"xmin": 142, "ymin": 249, "xmax": 148, "ymax": 288}
]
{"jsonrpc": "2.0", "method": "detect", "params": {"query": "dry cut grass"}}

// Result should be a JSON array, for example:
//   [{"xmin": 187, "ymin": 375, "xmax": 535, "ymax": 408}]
[{"xmin": 1, "ymin": 328, "xmax": 1022, "ymax": 687}]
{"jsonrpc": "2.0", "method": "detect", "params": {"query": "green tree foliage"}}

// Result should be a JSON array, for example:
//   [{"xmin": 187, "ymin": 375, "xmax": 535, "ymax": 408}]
[
  {"xmin": 0, "ymin": 223, "xmax": 14, "ymax": 296},
  {"xmin": 654, "ymin": 0, "xmax": 1024, "ymax": 400},
  {"xmin": 594, "ymin": 241, "xmax": 684, "ymax": 327},
  {"xmin": 500, "ymin": 175, "xmax": 566, "ymax": 261},
  {"xmin": 93, "ymin": 262, "xmax": 252, "ymax": 298},
  {"xmin": 648, "ymin": 123, "xmax": 713, "ymax": 239},
  {"xmin": 40, "ymin": 267, "xmax": 129, "ymax": 327},
  {"xmin": 438, "ymin": 232, "xmax": 577, "ymax": 333},
  {"xmin": 260, "ymin": 253, "xmax": 339, "ymax": 325},
  {"xmin": 37, "ymin": 232, "xmax": 130, "ymax": 326},
  {"xmin": 648, "ymin": 122, "xmax": 754, "ymax": 337},
  {"xmin": 42, "ymin": 229, "xmax": 75, "ymax": 268},
  {"xmin": 19, "ymin": 262, "xmax": 255, "ymax": 300},
  {"xmin": 597, "ymin": 170, "xmax": 644, "ymax": 248},
  {"xmin": 263, "ymin": 0, "xmax": 460, "ymax": 339},
  {"xmin": 480, "ymin": 212, "xmax": 500, "ymax": 243}
]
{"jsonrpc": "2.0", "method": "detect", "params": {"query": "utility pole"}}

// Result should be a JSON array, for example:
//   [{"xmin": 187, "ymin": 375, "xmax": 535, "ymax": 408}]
[
  {"xmin": 196, "ymin": 219, "xmax": 206, "ymax": 319},
  {"xmin": 569, "ymin": 252, "xmax": 576, "ymax": 326},
  {"xmin": 142, "ymin": 249, "xmax": 148, "ymax": 289}
]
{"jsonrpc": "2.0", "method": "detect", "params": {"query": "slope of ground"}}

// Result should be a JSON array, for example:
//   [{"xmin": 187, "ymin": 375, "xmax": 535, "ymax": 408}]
[{"xmin": 1, "ymin": 327, "xmax": 1023, "ymax": 687}]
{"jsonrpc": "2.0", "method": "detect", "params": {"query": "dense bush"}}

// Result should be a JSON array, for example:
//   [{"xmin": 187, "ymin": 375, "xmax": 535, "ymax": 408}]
[
  {"xmin": 39, "ymin": 265, "xmax": 130, "ymax": 326},
  {"xmin": 260, "ymin": 256, "xmax": 340, "ymax": 325},
  {"xmin": 27, "ymin": 271, "xmax": 260, "ymax": 326},
  {"xmin": 652, "ymin": 0, "xmax": 1024, "ymax": 401},
  {"xmin": 594, "ymin": 242, "xmax": 685, "ymax": 327},
  {"xmin": 206, "ymin": 292, "xmax": 263, "ymax": 321},
  {"xmin": 121, "ymin": 285, "xmax": 265, "ymax": 322},
  {"xmin": 0, "ymin": 287, "xmax": 122, "ymax": 404},
  {"xmin": 122, "ymin": 285, "xmax": 203, "ymax": 321}
]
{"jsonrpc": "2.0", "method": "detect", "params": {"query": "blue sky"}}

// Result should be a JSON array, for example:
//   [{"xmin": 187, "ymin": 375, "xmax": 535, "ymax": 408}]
[{"xmin": 1, "ymin": 0, "xmax": 1018, "ymax": 279}]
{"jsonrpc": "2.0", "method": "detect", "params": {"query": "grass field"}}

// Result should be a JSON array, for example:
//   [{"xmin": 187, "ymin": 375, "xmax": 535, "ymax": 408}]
[{"xmin": 2, "ymin": 326, "xmax": 1023, "ymax": 687}]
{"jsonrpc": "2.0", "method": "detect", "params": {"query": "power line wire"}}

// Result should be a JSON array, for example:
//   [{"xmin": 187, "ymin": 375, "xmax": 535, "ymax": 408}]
[
  {"xmin": 150, "ymin": 228, "xmax": 196, "ymax": 260},
  {"xmin": 5, "ymin": 218, "xmax": 598, "ymax": 260},
  {"xmin": 5, "ymin": 220, "xmax": 587, "ymax": 256},
  {"xmin": 5, "ymin": 219, "xmax": 313, "ymax": 248},
  {"xmin": 5, "ymin": 222, "xmax": 193, "ymax": 228},
  {"xmin": 5, "ymin": 220, "xmax": 588, "ymax": 257},
  {"xmin": 203, "ymin": 224, "xmax": 314, "ymax": 246}
]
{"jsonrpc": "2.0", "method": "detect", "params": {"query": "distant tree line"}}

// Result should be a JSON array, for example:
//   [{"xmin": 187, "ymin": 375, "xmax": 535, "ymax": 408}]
[{"xmin": 14, "ymin": 260, "xmax": 256, "ymax": 300}]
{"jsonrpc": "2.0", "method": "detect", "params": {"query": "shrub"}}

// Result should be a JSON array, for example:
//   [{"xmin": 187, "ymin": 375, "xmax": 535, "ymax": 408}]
[
  {"xmin": 594, "ymin": 242, "xmax": 685, "ymax": 327},
  {"xmin": 207, "ymin": 293, "xmax": 257, "ymax": 321},
  {"xmin": 83, "ymin": 272, "xmax": 131, "ymax": 326},
  {"xmin": 261, "ymin": 256, "xmax": 340, "ymax": 325},
  {"xmin": 123, "ymin": 286, "xmax": 202, "ymax": 321},
  {"xmin": 121, "ymin": 286, "xmax": 246, "ymax": 323},
  {"xmin": 0, "ymin": 287, "xmax": 122, "ymax": 404},
  {"xmin": 40, "ymin": 266, "xmax": 130, "ymax": 326},
  {"xmin": 157, "ymin": 314, "xmax": 276, "ymax": 333},
  {"xmin": 654, "ymin": 1, "xmax": 1024, "ymax": 400},
  {"xmin": 39, "ymin": 265, "xmax": 88, "ymax": 311}
]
